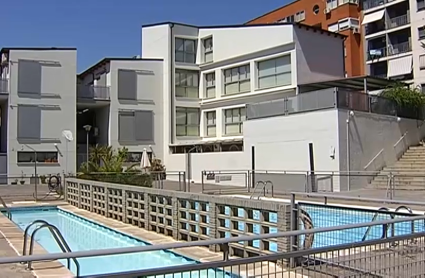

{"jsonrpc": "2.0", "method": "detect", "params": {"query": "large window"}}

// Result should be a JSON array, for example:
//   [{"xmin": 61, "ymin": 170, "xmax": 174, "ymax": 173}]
[
  {"xmin": 224, "ymin": 107, "xmax": 245, "ymax": 135},
  {"xmin": 257, "ymin": 56, "xmax": 291, "ymax": 89},
  {"xmin": 205, "ymin": 111, "xmax": 216, "ymax": 137},
  {"xmin": 17, "ymin": 151, "xmax": 58, "ymax": 163},
  {"xmin": 202, "ymin": 37, "xmax": 213, "ymax": 63},
  {"xmin": 175, "ymin": 38, "xmax": 196, "ymax": 63},
  {"xmin": 175, "ymin": 70, "xmax": 199, "ymax": 98},
  {"xmin": 205, "ymin": 72, "xmax": 216, "ymax": 99},
  {"xmin": 176, "ymin": 107, "xmax": 200, "ymax": 137},
  {"xmin": 118, "ymin": 110, "xmax": 154, "ymax": 142},
  {"xmin": 223, "ymin": 65, "xmax": 250, "ymax": 95}
]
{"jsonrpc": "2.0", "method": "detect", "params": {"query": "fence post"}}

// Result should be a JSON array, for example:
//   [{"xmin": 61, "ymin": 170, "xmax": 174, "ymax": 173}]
[
  {"xmin": 90, "ymin": 183, "xmax": 94, "ymax": 212},
  {"xmin": 208, "ymin": 201, "xmax": 218, "ymax": 252},
  {"xmin": 122, "ymin": 189, "xmax": 127, "ymax": 223},
  {"xmin": 144, "ymin": 192, "xmax": 150, "ymax": 230},
  {"xmin": 201, "ymin": 171, "xmax": 205, "ymax": 193},
  {"xmin": 105, "ymin": 185, "xmax": 109, "ymax": 218},
  {"xmin": 171, "ymin": 196, "xmax": 179, "ymax": 240},
  {"xmin": 78, "ymin": 181, "xmax": 82, "ymax": 209},
  {"xmin": 289, "ymin": 193, "xmax": 297, "ymax": 268}
]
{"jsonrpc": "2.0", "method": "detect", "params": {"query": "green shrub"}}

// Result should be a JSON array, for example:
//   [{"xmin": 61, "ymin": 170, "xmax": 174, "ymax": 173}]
[{"xmin": 78, "ymin": 173, "xmax": 152, "ymax": 188}]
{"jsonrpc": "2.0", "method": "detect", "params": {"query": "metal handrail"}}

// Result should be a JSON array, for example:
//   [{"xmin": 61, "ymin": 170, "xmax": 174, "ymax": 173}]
[
  {"xmin": 362, "ymin": 207, "xmax": 394, "ymax": 241},
  {"xmin": 1, "ymin": 215, "xmax": 425, "ymax": 266},
  {"xmin": 0, "ymin": 195, "xmax": 11, "ymax": 220},
  {"xmin": 22, "ymin": 220, "xmax": 50, "ymax": 258},
  {"xmin": 27, "ymin": 223, "xmax": 80, "ymax": 276},
  {"xmin": 395, "ymin": 205, "xmax": 416, "ymax": 241},
  {"xmin": 250, "ymin": 181, "xmax": 274, "ymax": 199}
]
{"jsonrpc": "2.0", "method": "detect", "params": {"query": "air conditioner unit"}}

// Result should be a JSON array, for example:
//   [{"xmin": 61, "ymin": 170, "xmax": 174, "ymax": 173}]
[
  {"xmin": 352, "ymin": 27, "xmax": 360, "ymax": 34},
  {"xmin": 324, "ymin": 8, "xmax": 331, "ymax": 14}
]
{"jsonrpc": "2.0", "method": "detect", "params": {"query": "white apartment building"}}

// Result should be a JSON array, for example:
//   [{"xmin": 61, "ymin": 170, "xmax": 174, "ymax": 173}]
[
  {"xmin": 0, "ymin": 47, "xmax": 77, "ymax": 183},
  {"xmin": 362, "ymin": 0, "xmax": 425, "ymax": 87},
  {"xmin": 141, "ymin": 22, "xmax": 346, "ymax": 176}
]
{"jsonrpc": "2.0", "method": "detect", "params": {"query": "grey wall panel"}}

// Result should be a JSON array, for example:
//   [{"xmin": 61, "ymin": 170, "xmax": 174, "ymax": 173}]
[
  {"xmin": 118, "ymin": 70, "xmax": 137, "ymax": 100},
  {"xmin": 18, "ymin": 60, "xmax": 42, "ymax": 95},
  {"xmin": 135, "ymin": 110, "xmax": 154, "ymax": 142}
]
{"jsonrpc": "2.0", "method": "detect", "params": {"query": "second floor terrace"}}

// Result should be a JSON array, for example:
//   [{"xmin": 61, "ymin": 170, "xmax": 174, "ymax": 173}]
[
  {"xmin": 77, "ymin": 84, "xmax": 110, "ymax": 101},
  {"xmin": 247, "ymin": 76, "xmax": 420, "ymax": 121}
]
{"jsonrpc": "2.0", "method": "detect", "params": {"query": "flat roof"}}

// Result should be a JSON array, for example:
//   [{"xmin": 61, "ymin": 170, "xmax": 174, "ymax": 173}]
[
  {"xmin": 299, "ymin": 76, "xmax": 401, "ymax": 91},
  {"xmin": 78, "ymin": 57, "xmax": 163, "ymax": 77},
  {"xmin": 1, "ymin": 47, "xmax": 77, "ymax": 54},
  {"xmin": 245, "ymin": 1, "xmax": 302, "ymax": 24},
  {"xmin": 142, "ymin": 21, "xmax": 345, "ymax": 40}
]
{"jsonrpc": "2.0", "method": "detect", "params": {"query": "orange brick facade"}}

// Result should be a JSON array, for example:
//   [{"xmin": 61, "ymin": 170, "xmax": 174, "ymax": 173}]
[{"xmin": 247, "ymin": 1, "xmax": 364, "ymax": 77}]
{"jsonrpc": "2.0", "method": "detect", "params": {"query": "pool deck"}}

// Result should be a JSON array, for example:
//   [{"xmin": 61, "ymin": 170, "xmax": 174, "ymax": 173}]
[{"xmin": 0, "ymin": 203, "xmax": 74, "ymax": 278}]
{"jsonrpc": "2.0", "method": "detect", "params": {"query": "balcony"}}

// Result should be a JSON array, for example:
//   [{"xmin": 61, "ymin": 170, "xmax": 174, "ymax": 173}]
[
  {"xmin": 367, "ymin": 41, "xmax": 411, "ymax": 61},
  {"xmin": 0, "ymin": 79, "xmax": 8, "ymax": 94},
  {"xmin": 388, "ymin": 14, "xmax": 410, "ymax": 29},
  {"xmin": 363, "ymin": 0, "xmax": 396, "ymax": 10},
  {"xmin": 77, "ymin": 85, "xmax": 110, "ymax": 100}
]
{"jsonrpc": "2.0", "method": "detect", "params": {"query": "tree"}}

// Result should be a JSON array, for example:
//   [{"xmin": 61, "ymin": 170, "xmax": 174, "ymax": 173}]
[
  {"xmin": 381, "ymin": 83, "xmax": 425, "ymax": 119},
  {"xmin": 79, "ymin": 145, "xmax": 137, "ymax": 173}
]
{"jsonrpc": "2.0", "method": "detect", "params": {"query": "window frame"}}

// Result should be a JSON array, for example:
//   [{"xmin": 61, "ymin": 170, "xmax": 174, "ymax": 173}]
[
  {"xmin": 223, "ymin": 64, "xmax": 251, "ymax": 95},
  {"xmin": 224, "ymin": 107, "xmax": 245, "ymax": 136},
  {"xmin": 176, "ymin": 107, "xmax": 200, "ymax": 137},
  {"xmin": 257, "ymin": 55, "xmax": 292, "ymax": 90},
  {"xmin": 175, "ymin": 38, "xmax": 197, "ymax": 64},
  {"xmin": 202, "ymin": 37, "xmax": 213, "ymax": 63},
  {"xmin": 205, "ymin": 111, "xmax": 217, "ymax": 137},
  {"xmin": 175, "ymin": 69, "xmax": 199, "ymax": 98},
  {"xmin": 17, "ymin": 151, "xmax": 58, "ymax": 163},
  {"xmin": 205, "ymin": 72, "xmax": 216, "ymax": 99},
  {"xmin": 419, "ymin": 27, "xmax": 425, "ymax": 40},
  {"xmin": 418, "ymin": 0, "xmax": 425, "ymax": 12}
]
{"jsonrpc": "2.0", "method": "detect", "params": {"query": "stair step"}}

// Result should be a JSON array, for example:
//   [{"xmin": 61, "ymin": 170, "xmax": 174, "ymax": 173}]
[
  {"xmin": 373, "ymin": 176, "xmax": 425, "ymax": 181},
  {"xmin": 370, "ymin": 180, "xmax": 425, "ymax": 186},
  {"xmin": 368, "ymin": 184, "xmax": 425, "ymax": 190}
]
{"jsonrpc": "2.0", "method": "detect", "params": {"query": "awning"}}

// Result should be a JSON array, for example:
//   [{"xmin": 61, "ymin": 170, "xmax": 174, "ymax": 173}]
[
  {"xmin": 387, "ymin": 55, "xmax": 413, "ymax": 78},
  {"xmin": 362, "ymin": 10, "xmax": 385, "ymax": 25}
]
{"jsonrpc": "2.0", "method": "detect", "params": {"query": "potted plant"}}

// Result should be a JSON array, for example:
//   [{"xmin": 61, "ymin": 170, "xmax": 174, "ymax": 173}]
[
  {"xmin": 20, "ymin": 171, "xmax": 25, "ymax": 185},
  {"xmin": 11, "ymin": 179, "xmax": 18, "ymax": 185},
  {"xmin": 150, "ymin": 158, "xmax": 166, "ymax": 180},
  {"xmin": 40, "ymin": 175, "xmax": 47, "ymax": 184}
]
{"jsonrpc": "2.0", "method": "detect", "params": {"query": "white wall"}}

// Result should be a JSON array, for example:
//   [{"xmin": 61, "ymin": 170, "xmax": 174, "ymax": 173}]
[
  {"xmin": 338, "ymin": 109, "xmax": 425, "ymax": 190},
  {"xmin": 166, "ymin": 151, "xmax": 248, "ymax": 186},
  {"xmin": 410, "ymin": 0, "xmax": 425, "ymax": 87},
  {"xmin": 198, "ymin": 25, "xmax": 294, "ymax": 63},
  {"xmin": 244, "ymin": 109, "xmax": 341, "ymax": 190}
]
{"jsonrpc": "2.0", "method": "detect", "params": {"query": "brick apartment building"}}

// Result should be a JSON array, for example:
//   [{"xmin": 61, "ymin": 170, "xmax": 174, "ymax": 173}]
[{"xmin": 246, "ymin": 0, "xmax": 363, "ymax": 77}]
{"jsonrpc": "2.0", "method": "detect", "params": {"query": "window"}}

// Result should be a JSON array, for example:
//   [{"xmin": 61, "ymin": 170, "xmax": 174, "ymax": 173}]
[
  {"xmin": 205, "ymin": 72, "xmax": 216, "ymax": 99},
  {"xmin": 18, "ymin": 105, "xmax": 41, "ymax": 140},
  {"xmin": 224, "ymin": 107, "xmax": 245, "ymax": 135},
  {"xmin": 421, "ymin": 84, "xmax": 425, "ymax": 93},
  {"xmin": 257, "ymin": 56, "xmax": 292, "ymax": 89},
  {"xmin": 175, "ymin": 38, "xmax": 196, "ymax": 63},
  {"xmin": 118, "ymin": 110, "xmax": 154, "ymax": 142},
  {"xmin": 203, "ymin": 37, "xmax": 213, "ymax": 63},
  {"xmin": 344, "ymin": 46, "xmax": 347, "ymax": 57},
  {"xmin": 418, "ymin": 0, "xmax": 425, "ymax": 11},
  {"xmin": 175, "ymin": 69, "xmax": 199, "ymax": 98},
  {"xmin": 328, "ymin": 23, "xmax": 339, "ymax": 32},
  {"xmin": 17, "ymin": 151, "xmax": 58, "ymax": 163},
  {"xmin": 419, "ymin": 27, "xmax": 425, "ymax": 40},
  {"xmin": 223, "ymin": 65, "xmax": 250, "ymax": 95},
  {"xmin": 295, "ymin": 11, "xmax": 305, "ymax": 22},
  {"xmin": 124, "ymin": 152, "xmax": 152, "ymax": 163},
  {"xmin": 205, "ymin": 111, "xmax": 216, "ymax": 137},
  {"xmin": 176, "ymin": 107, "xmax": 200, "ymax": 137},
  {"xmin": 326, "ymin": 0, "xmax": 338, "ymax": 9},
  {"xmin": 313, "ymin": 5, "xmax": 320, "ymax": 14}
]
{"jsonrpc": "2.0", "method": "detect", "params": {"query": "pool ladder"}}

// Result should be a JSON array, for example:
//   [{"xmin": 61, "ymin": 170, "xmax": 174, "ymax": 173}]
[
  {"xmin": 362, "ymin": 206, "xmax": 416, "ymax": 242},
  {"xmin": 21, "ymin": 220, "xmax": 80, "ymax": 277},
  {"xmin": 250, "ymin": 181, "xmax": 274, "ymax": 199},
  {"xmin": 0, "ymin": 195, "xmax": 11, "ymax": 220}
]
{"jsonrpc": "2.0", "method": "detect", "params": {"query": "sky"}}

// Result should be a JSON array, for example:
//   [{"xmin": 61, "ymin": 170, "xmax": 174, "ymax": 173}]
[{"xmin": 2, "ymin": 0, "xmax": 285, "ymax": 72}]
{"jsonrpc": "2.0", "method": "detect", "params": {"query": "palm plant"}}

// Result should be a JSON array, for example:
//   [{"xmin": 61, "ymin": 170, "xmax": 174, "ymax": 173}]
[{"xmin": 79, "ymin": 146, "xmax": 137, "ymax": 173}]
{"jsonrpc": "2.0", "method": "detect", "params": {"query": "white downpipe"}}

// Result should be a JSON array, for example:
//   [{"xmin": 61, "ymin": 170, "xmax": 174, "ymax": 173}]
[{"xmin": 346, "ymin": 112, "xmax": 351, "ymax": 191}]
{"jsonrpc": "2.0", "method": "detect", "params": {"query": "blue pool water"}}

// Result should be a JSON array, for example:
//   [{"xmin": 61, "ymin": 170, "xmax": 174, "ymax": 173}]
[
  {"xmin": 10, "ymin": 207, "xmax": 234, "ymax": 277},
  {"xmin": 301, "ymin": 204, "xmax": 425, "ymax": 248}
]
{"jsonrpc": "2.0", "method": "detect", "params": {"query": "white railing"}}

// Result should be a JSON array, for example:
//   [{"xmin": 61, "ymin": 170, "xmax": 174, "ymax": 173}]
[{"xmin": 363, "ymin": 148, "xmax": 384, "ymax": 170}]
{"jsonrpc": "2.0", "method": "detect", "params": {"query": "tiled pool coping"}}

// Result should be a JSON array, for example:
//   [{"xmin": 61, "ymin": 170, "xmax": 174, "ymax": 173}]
[{"xmin": 1, "ymin": 204, "xmax": 287, "ymax": 277}]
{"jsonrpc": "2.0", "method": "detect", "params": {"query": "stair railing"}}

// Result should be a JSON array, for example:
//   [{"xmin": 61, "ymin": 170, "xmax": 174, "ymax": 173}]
[{"xmin": 386, "ymin": 172, "xmax": 394, "ymax": 200}]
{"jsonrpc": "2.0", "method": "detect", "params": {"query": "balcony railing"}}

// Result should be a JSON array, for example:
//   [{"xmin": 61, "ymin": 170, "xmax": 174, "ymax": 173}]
[
  {"xmin": 388, "ymin": 14, "xmax": 410, "ymax": 29},
  {"xmin": 246, "ymin": 88, "xmax": 425, "ymax": 121},
  {"xmin": 363, "ymin": 0, "xmax": 395, "ymax": 10},
  {"xmin": 367, "ymin": 41, "xmax": 411, "ymax": 61},
  {"xmin": 0, "ymin": 79, "xmax": 8, "ymax": 94},
  {"xmin": 388, "ymin": 41, "xmax": 411, "ymax": 55},
  {"xmin": 77, "ymin": 85, "xmax": 110, "ymax": 100}
]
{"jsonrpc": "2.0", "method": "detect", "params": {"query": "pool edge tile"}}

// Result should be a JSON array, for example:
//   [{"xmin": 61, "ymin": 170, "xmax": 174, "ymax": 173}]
[{"xmin": 0, "ymin": 213, "xmax": 74, "ymax": 278}]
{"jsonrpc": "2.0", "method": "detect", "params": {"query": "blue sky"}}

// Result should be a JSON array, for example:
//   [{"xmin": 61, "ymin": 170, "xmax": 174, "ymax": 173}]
[{"xmin": 2, "ymin": 0, "xmax": 285, "ymax": 72}]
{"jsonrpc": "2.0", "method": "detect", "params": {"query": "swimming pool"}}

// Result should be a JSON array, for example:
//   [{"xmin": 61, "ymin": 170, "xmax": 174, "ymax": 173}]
[{"xmin": 8, "ymin": 207, "xmax": 234, "ymax": 277}]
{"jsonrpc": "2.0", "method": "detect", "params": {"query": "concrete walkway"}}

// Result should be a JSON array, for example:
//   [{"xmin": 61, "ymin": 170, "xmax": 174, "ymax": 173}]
[{"xmin": 0, "ymin": 234, "xmax": 35, "ymax": 278}]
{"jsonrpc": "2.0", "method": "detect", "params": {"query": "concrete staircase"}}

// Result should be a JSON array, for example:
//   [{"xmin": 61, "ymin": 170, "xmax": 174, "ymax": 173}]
[{"xmin": 368, "ymin": 145, "xmax": 425, "ymax": 190}]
